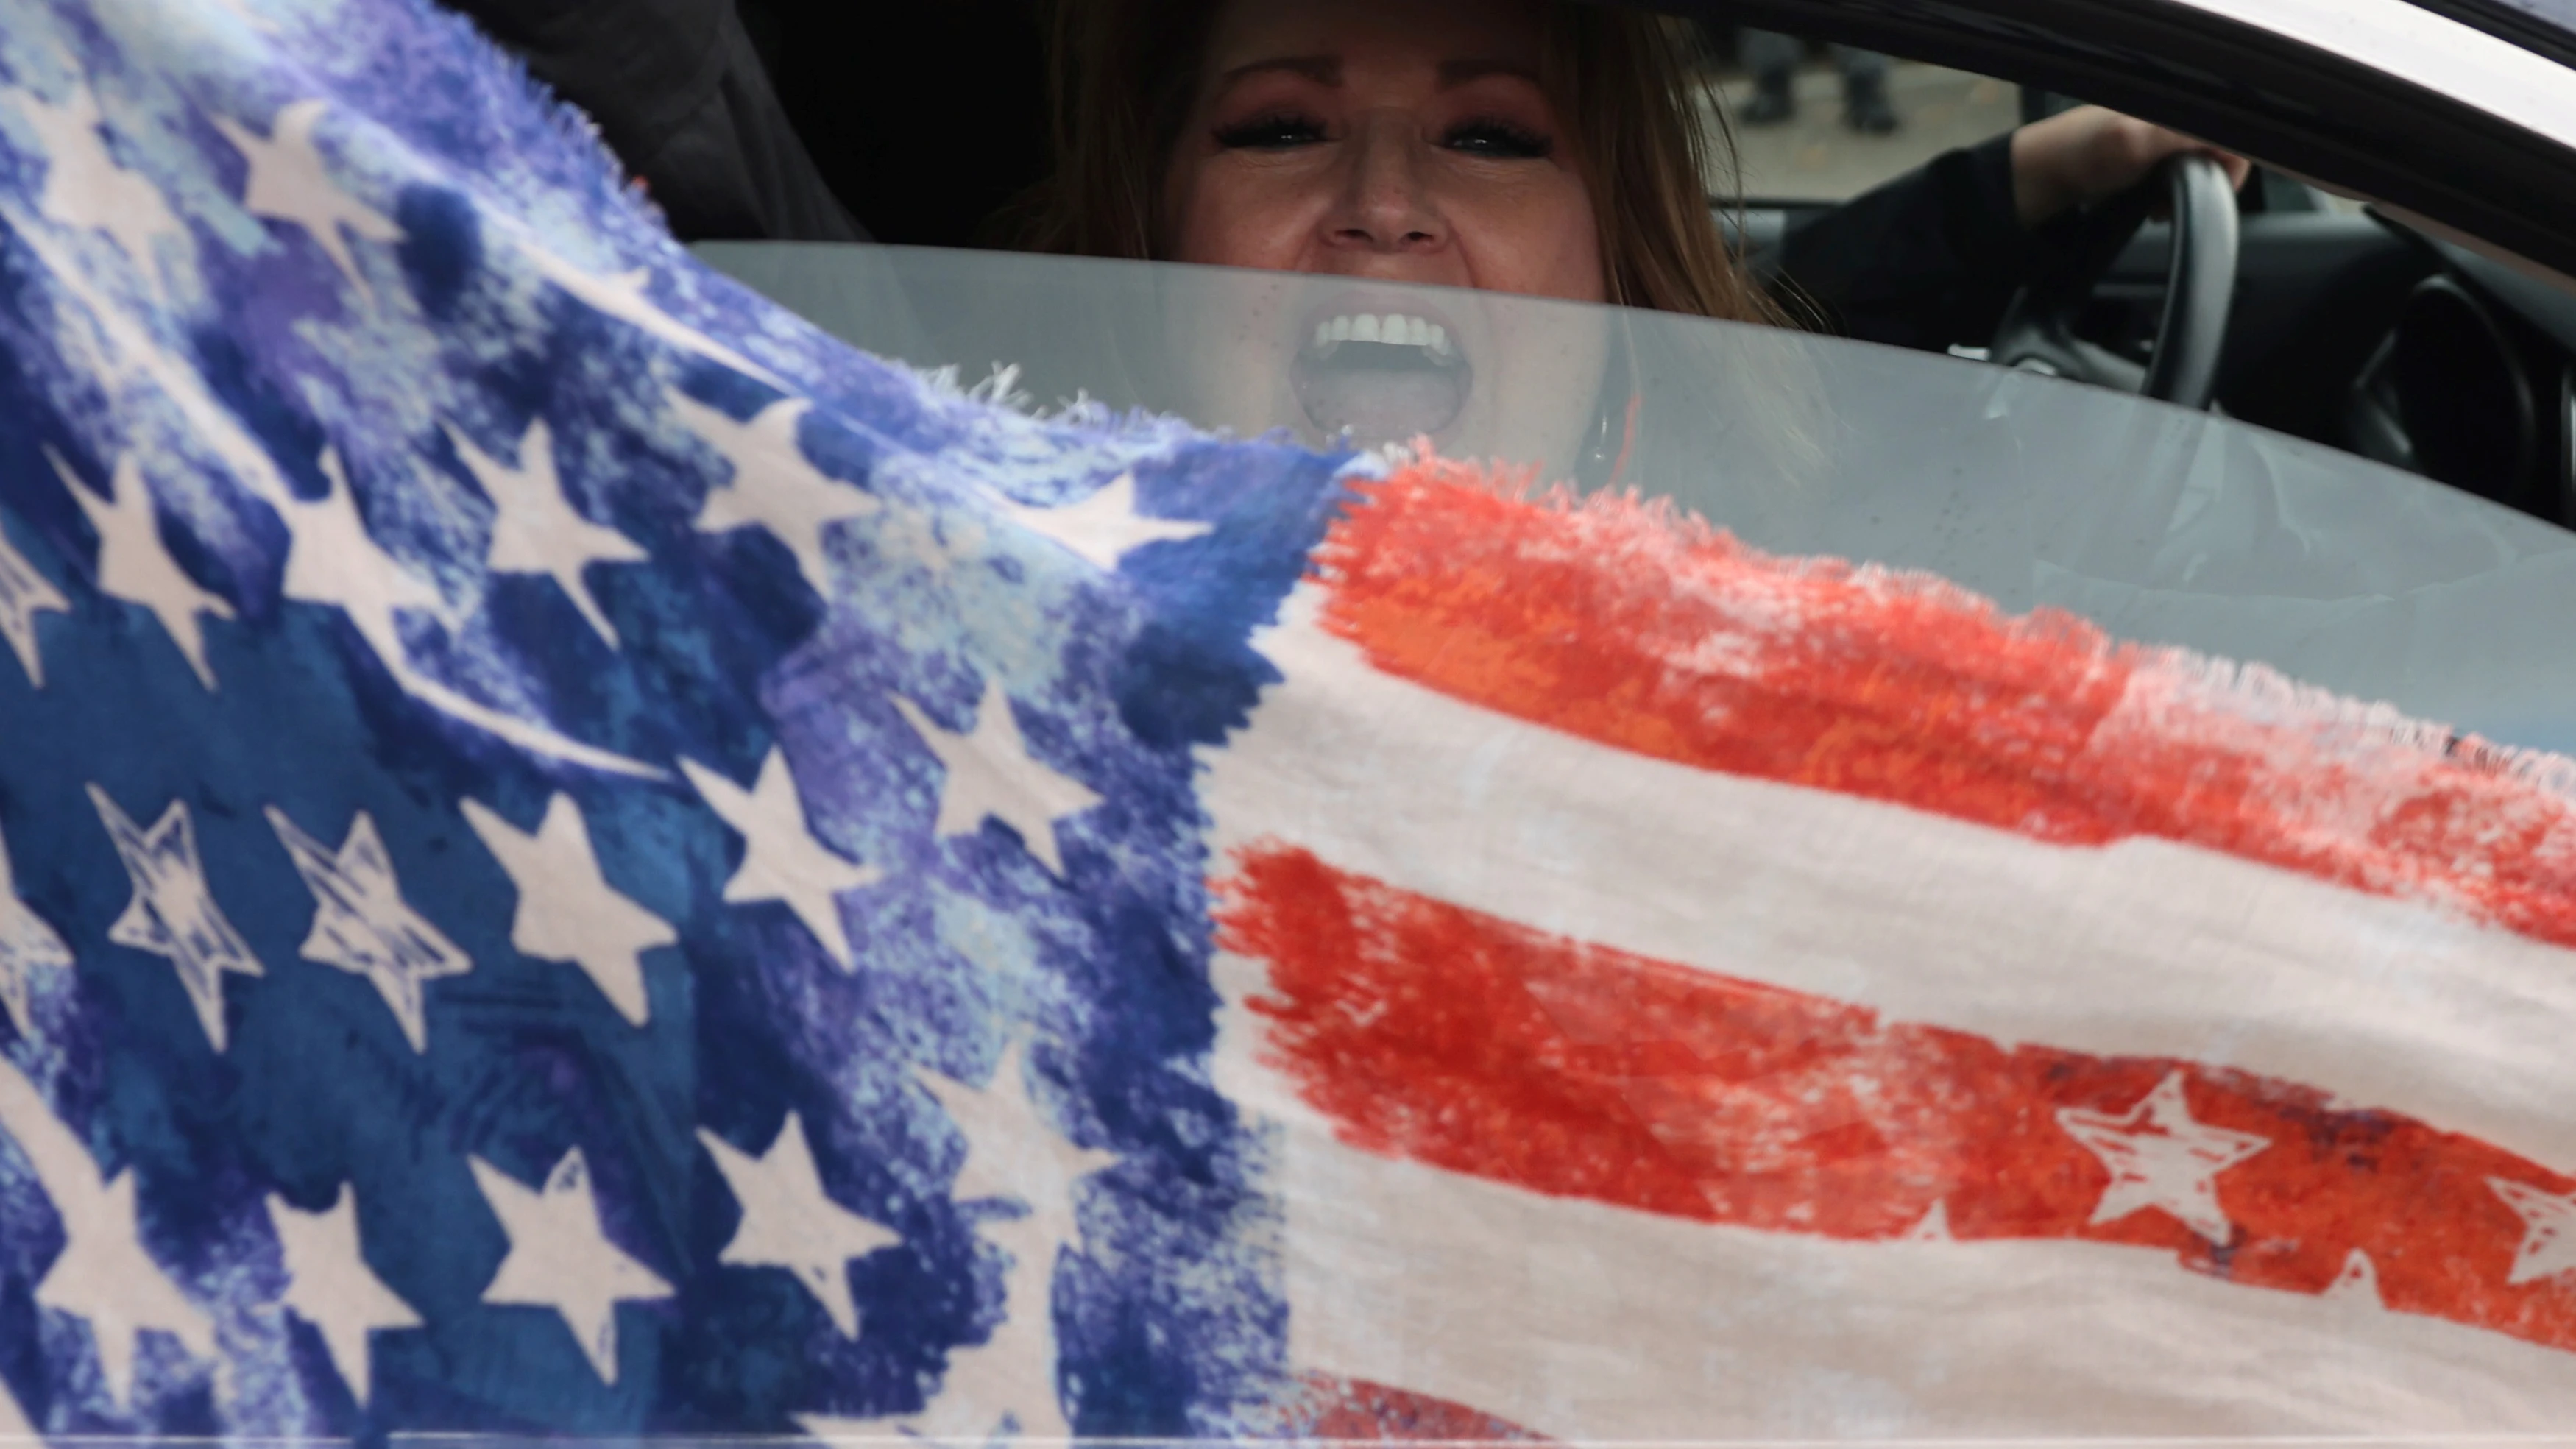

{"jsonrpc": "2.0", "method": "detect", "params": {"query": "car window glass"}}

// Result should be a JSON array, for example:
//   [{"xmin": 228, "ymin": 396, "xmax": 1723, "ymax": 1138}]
[
  {"xmin": 703, "ymin": 243, "xmax": 2576, "ymax": 757},
  {"xmin": 1688, "ymin": 24, "xmax": 2362, "ymax": 216},
  {"xmin": 1690, "ymin": 24, "xmax": 2023, "ymax": 204}
]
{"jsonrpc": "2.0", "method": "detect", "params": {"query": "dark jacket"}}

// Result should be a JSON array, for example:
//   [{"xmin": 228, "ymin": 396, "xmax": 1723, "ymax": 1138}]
[
  {"xmin": 444, "ymin": 0, "xmax": 867, "ymax": 243},
  {"xmin": 1770, "ymin": 133, "xmax": 2064, "ymax": 352}
]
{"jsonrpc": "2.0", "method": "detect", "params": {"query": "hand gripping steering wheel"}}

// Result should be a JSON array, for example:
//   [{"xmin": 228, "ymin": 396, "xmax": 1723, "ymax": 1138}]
[{"xmin": 1989, "ymin": 154, "xmax": 2241, "ymax": 411}]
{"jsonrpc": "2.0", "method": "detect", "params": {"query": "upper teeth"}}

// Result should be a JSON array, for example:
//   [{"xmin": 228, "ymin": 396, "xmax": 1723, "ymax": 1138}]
[{"xmin": 1314, "ymin": 313, "xmax": 1451, "ymax": 357}]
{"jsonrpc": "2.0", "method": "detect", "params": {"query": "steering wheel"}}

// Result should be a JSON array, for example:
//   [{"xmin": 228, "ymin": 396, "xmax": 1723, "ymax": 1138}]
[{"xmin": 1989, "ymin": 154, "xmax": 2241, "ymax": 410}]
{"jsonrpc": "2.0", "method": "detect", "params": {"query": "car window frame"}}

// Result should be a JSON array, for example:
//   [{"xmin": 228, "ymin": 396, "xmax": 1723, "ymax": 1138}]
[{"xmin": 1691, "ymin": 0, "xmax": 2576, "ymax": 283}]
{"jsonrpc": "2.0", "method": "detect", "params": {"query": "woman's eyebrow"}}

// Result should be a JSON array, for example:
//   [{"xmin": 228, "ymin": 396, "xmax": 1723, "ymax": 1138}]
[
  {"xmin": 1217, "ymin": 56, "xmax": 1340, "ymax": 87},
  {"xmin": 1437, "ymin": 57, "xmax": 1543, "ymax": 86}
]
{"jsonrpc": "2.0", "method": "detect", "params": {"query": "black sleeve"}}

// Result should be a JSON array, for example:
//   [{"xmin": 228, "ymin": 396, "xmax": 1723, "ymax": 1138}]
[
  {"xmin": 442, "ymin": 0, "xmax": 867, "ymax": 244},
  {"xmin": 1766, "ymin": 132, "xmax": 2073, "ymax": 352}
]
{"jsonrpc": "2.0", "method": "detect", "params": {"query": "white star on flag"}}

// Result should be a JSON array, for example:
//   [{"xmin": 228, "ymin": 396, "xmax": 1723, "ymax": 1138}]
[
  {"xmin": 0, "ymin": 822, "xmax": 72, "ymax": 1039},
  {"xmin": 277, "ymin": 447, "xmax": 447, "ymax": 663},
  {"xmin": 0, "ymin": 508, "xmax": 68, "ymax": 687},
  {"xmin": 2323, "ymin": 1247, "xmax": 2386, "ymax": 1308},
  {"xmin": 2055, "ymin": 1071, "xmax": 2271, "ymax": 1246},
  {"xmin": 697, "ymin": 1111, "xmax": 899, "ymax": 1338},
  {"xmin": 0, "ymin": 1055, "xmax": 216, "ymax": 1410},
  {"xmin": 210, "ymin": 99, "xmax": 400, "ymax": 302},
  {"xmin": 10, "ymin": 82, "xmax": 185, "ymax": 297},
  {"xmin": 276, "ymin": 450, "xmax": 663, "ymax": 781},
  {"xmin": 461, "ymin": 794, "xmax": 674, "ymax": 1027},
  {"xmin": 919, "ymin": 1036, "xmax": 1117, "ymax": 1247},
  {"xmin": 893, "ymin": 679, "xmax": 1102, "ymax": 878},
  {"xmin": 841, "ymin": 1213, "xmax": 1072, "ymax": 1444},
  {"xmin": 0, "ymin": 1372, "xmax": 29, "ymax": 1441},
  {"xmin": 681, "ymin": 748, "xmax": 881, "ymax": 970},
  {"xmin": 2489, "ymin": 1177, "xmax": 2576, "ymax": 1286},
  {"xmin": 53, "ymin": 450, "xmax": 233, "ymax": 690},
  {"xmin": 470, "ymin": 1148, "xmax": 673, "ymax": 1384},
  {"xmin": 88, "ymin": 784, "xmax": 263, "ymax": 1052},
  {"xmin": 511, "ymin": 239, "xmax": 785, "ymax": 388},
  {"xmin": 1903, "ymin": 1200, "xmax": 1955, "ymax": 1243},
  {"xmin": 208, "ymin": 98, "xmax": 397, "ymax": 303},
  {"xmin": 1002, "ymin": 472, "xmax": 1211, "ymax": 572},
  {"xmin": 444, "ymin": 417, "xmax": 645, "ymax": 648},
  {"xmin": 265, "ymin": 806, "xmax": 473, "ymax": 1052},
  {"xmin": 668, "ymin": 389, "xmax": 880, "ymax": 600},
  {"xmin": 266, "ymin": 1184, "xmax": 422, "ymax": 1406}
]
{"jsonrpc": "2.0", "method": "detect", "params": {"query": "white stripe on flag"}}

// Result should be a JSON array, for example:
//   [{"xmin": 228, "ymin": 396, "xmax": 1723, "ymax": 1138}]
[
  {"xmin": 1281, "ymin": 1130, "xmax": 2576, "ymax": 1439},
  {"xmin": 1204, "ymin": 592, "xmax": 2576, "ymax": 1179}
]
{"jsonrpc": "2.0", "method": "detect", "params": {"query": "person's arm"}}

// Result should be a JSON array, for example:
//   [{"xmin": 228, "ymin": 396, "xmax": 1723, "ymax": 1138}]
[
  {"xmin": 1764, "ymin": 107, "xmax": 2250, "ymax": 352},
  {"xmin": 443, "ymin": 0, "xmax": 867, "ymax": 243},
  {"xmin": 1765, "ymin": 132, "xmax": 2053, "ymax": 352}
]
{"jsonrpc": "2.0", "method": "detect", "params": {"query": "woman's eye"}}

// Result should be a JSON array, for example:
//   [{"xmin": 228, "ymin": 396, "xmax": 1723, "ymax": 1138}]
[
  {"xmin": 1443, "ymin": 121, "xmax": 1553, "ymax": 160},
  {"xmin": 1214, "ymin": 113, "xmax": 1327, "ymax": 150}
]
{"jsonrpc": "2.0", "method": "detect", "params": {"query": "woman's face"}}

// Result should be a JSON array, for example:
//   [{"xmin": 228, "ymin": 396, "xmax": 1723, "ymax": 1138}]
[
  {"xmin": 1156, "ymin": 0, "xmax": 1613, "ymax": 468},
  {"xmin": 1165, "ymin": 0, "xmax": 1603, "ymax": 304}
]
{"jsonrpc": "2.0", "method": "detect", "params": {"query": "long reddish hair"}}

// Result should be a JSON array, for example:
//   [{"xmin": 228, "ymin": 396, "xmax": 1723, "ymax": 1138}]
[{"xmin": 1008, "ymin": 0, "xmax": 1775, "ymax": 323}]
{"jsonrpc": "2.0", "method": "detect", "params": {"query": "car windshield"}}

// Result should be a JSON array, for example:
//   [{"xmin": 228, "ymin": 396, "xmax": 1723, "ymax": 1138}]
[{"xmin": 701, "ymin": 241, "xmax": 2576, "ymax": 757}]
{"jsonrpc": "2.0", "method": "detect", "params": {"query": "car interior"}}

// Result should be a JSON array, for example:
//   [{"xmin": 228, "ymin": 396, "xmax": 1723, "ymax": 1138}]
[{"xmin": 729, "ymin": 0, "xmax": 2576, "ymax": 534}]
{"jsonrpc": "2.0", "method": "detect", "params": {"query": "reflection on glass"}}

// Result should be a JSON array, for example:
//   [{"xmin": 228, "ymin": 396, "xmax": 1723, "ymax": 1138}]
[
  {"xmin": 1158, "ymin": 269, "xmax": 1610, "ymax": 478},
  {"xmin": 699, "ymin": 242, "xmax": 2576, "ymax": 755}
]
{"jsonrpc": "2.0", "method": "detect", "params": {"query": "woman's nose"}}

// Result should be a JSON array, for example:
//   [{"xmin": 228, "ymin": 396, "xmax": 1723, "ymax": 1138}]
[{"xmin": 1326, "ymin": 112, "xmax": 1445, "ymax": 255}]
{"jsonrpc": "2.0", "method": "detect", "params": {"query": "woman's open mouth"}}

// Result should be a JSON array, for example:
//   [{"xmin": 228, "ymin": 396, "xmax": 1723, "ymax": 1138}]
[{"xmin": 1290, "ymin": 308, "xmax": 1474, "ymax": 444}]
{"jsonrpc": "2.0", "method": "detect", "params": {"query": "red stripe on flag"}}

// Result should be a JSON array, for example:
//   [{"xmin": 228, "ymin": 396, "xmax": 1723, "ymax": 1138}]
[
  {"xmin": 1218, "ymin": 844, "xmax": 2576, "ymax": 1355},
  {"xmin": 1242, "ymin": 1373, "xmax": 1549, "ymax": 1442},
  {"xmin": 1314, "ymin": 458, "xmax": 2576, "ymax": 952}
]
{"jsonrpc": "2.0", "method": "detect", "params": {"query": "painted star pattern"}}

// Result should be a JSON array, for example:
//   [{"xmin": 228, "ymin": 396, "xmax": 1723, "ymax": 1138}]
[
  {"xmin": 211, "ymin": 99, "xmax": 401, "ymax": 302},
  {"xmin": 886, "ymin": 1214, "xmax": 1070, "ymax": 1442},
  {"xmin": 470, "ymin": 1149, "xmax": 673, "ymax": 1384},
  {"xmin": 513, "ymin": 241, "xmax": 785, "ymax": 389},
  {"xmin": 10, "ymin": 81, "xmax": 185, "ymax": 296},
  {"xmin": 277, "ymin": 449, "xmax": 661, "ymax": 781},
  {"xmin": 445, "ymin": 417, "xmax": 645, "ymax": 647},
  {"xmin": 816, "ymin": 1044, "xmax": 1112, "ymax": 1445},
  {"xmin": 0, "ymin": 506, "xmax": 68, "ymax": 687},
  {"xmin": 2323, "ymin": 1247, "xmax": 2387, "ymax": 1308},
  {"xmin": 266, "ymin": 806, "xmax": 473, "ymax": 1052},
  {"xmin": 2056, "ymin": 1071, "xmax": 2271, "ymax": 1246},
  {"xmin": 670, "ymin": 389, "xmax": 880, "ymax": 600},
  {"xmin": 1903, "ymin": 1200, "xmax": 1954, "ymax": 1243},
  {"xmin": 2490, "ymin": 1177, "xmax": 2576, "ymax": 1286},
  {"xmin": 1002, "ymin": 472, "xmax": 1211, "ymax": 572},
  {"xmin": 278, "ymin": 448, "xmax": 445, "ymax": 667},
  {"xmin": 89, "ymin": 784, "xmax": 263, "ymax": 1052},
  {"xmin": 894, "ymin": 679, "xmax": 1101, "ymax": 877},
  {"xmin": 804, "ymin": 1061, "xmax": 1104, "ymax": 1447},
  {"xmin": 54, "ymin": 450, "xmax": 234, "ymax": 690},
  {"xmin": 0, "ymin": 1374, "xmax": 29, "ymax": 1440},
  {"xmin": 461, "ymin": 794, "xmax": 674, "ymax": 1027},
  {"xmin": 0, "ymin": 1056, "xmax": 216, "ymax": 1411},
  {"xmin": 267, "ymin": 1184, "xmax": 422, "ymax": 1406},
  {"xmin": 46, "ymin": 1171, "xmax": 217, "ymax": 1409},
  {"xmin": 919, "ymin": 1036, "xmax": 1116, "ymax": 1247},
  {"xmin": 682, "ymin": 748, "xmax": 881, "ymax": 969},
  {"xmin": 698, "ymin": 1111, "xmax": 899, "ymax": 1337},
  {"xmin": 0, "ymin": 822, "xmax": 72, "ymax": 1039}
]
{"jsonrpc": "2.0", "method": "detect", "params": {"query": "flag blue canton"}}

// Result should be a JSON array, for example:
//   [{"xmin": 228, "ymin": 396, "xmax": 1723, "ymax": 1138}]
[{"xmin": 0, "ymin": 0, "xmax": 1351, "ymax": 1437}]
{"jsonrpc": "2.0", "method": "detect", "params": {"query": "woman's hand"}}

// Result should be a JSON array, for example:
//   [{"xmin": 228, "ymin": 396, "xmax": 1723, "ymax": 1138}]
[{"xmin": 2009, "ymin": 105, "xmax": 2253, "ymax": 228}]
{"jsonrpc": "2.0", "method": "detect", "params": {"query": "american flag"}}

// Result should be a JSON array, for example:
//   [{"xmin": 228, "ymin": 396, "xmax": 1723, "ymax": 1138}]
[{"xmin": 2, "ymin": 0, "xmax": 2575, "ymax": 1441}]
